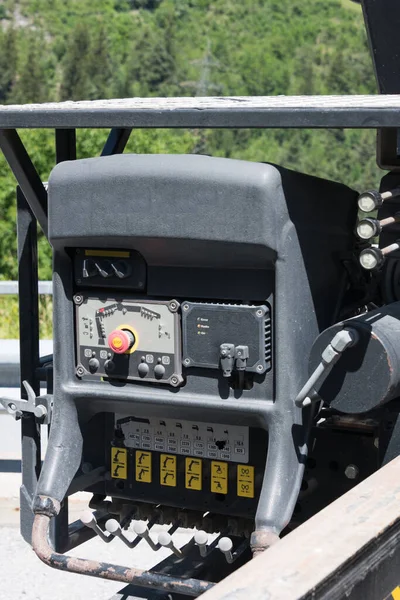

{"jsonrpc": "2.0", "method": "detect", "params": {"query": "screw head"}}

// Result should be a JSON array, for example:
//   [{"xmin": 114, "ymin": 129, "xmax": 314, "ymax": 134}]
[
  {"xmin": 256, "ymin": 308, "xmax": 264, "ymax": 317},
  {"xmin": 183, "ymin": 358, "xmax": 190, "ymax": 366},
  {"xmin": 256, "ymin": 364, "xmax": 264, "ymax": 372},
  {"xmin": 344, "ymin": 464, "xmax": 359, "ymax": 480},
  {"xmin": 74, "ymin": 294, "xmax": 83, "ymax": 305},
  {"xmin": 168, "ymin": 300, "xmax": 179, "ymax": 312},
  {"xmin": 76, "ymin": 365, "xmax": 85, "ymax": 377},
  {"xmin": 170, "ymin": 375, "xmax": 180, "ymax": 387},
  {"xmin": 182, "ymin": 303, "xmax": 190, "ymax": 311}
]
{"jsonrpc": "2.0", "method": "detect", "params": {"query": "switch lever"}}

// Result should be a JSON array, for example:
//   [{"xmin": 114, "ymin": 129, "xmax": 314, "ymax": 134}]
[
  {"xmin": 194, "ymin": 530, "xmax": 209, "ymax": 557},
  {"xmin": 133, "ymin": 520, "xmax": 160, "ymax": 551},
  {"xmin": 105, "ymin": 519, "xmax": 141, "ymax": 549},
  {"xmin": 218, "ymin": 537, "xmax": 234, "ymax": 563},
  {"xmin": 80, "ymin": 510, "xmax": 113, "ymax": 544},
  {"xmin": 158, "ymin": 531, "xmax": 183, "ymax": 558}
]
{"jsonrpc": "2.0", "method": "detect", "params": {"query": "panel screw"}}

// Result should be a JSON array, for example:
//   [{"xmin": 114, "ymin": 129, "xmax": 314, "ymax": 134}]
[
  {"xmin": 182, "ymin": 303, "xmax": 190, "ymax": 311},
  {"xmin": 344, "ymin": 464, "xmax": 359, "ymax": 480},
  {"xmin": 170, "ymin": 375, "xmax": 180, "ymax": 387},
  {"xmin": 168, "ymin": 300, "xmax": 179, "ymax": 312},
  {"xmin": 138, "ymin": 281, "xmax": 144, "ymax": 288},
  {"xmin": 76, "ymin": 365, "xmax": 85, "ymax": 377},
  {"xmin": 256, "ymin": 364, "xmax": 264, "ymax": 372},
  {"xmin": 256, "ymin": 309, "xmax": 264, "ymax": 317},
  {"xmin": 74, "ymin": 294, "xmax": 83, "ymax": 305},
  {"xmin": 183, "ymin": 358, "xmax": 190, "ymax": 366}
]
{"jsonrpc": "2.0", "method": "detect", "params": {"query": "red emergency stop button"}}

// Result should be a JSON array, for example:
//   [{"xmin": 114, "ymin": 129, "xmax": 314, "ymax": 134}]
[{"xmin": 108, "ymin": 329, "xmax": 135, "ymax": 354}]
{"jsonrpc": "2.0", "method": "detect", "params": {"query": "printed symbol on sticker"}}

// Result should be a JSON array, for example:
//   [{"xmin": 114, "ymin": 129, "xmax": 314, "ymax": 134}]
[
  {"xmin": 187, "ymin": 475, "xmax": 199, "ymax": 487},
  {"xmin": 135, "ymin": 451, "xmax": 152, "ymax": 483},
  {"xmin": 113, "ymin": 449, "xmax": 125, "ymax": 463},
  {"xmin": 211, "ymin": 461, "xmax": 228, "ymax": 494},
  {"xmin": 113, "ymin": 464, "xmax": 125, "ymax": 478},
  {"xmin": 160, "ymin": 454, "xmax": 177, "ymax": 487},
  {"xmin": 185, "ymin": 457, "xmax": 202, "ymax": 490},
  {"xmin": 237, "ymin": 464, "xmax": 255, "ymax": 498},
  {"xmin": 111, "ymin": 447, "xmax": 127, "ymax": 480}
]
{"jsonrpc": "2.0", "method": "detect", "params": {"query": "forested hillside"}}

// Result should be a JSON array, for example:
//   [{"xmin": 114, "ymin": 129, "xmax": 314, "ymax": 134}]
[{"xmin": 0, "ymin": 0, "xmax": 382, "ymax": 284}]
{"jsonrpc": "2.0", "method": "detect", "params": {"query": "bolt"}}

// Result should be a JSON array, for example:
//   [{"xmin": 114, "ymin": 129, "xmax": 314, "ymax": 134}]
[
  {"xmin": 344, "ymin": 464, "xmax": 359, "ymax": 480},
  {"xmin": 9, "ymin": 403, "xmax": 16, "ymax": 411},
  {"xmin": 256, "ymin": 364, "xmax": 264, "ymax": 372},
  {"xmin": 169, "ymin": 300, "xmax": 178, "ymax": 312},
  {"xmin": 76, "ymin": 366, "xmax": 85, "ymax": 377},
  {"xmin": 34, "ymin": 405, "xmax": 47, "ymax": 419},
  {"xmin": 74, "ymin": 294, "xmax": 83, "ymax": 305},
  {"xmin": 256, "ymin": 308, "xmax": 264, "ymax": 317},
  {"xmin": 170, "ymin": 376, "xmax": 179, "ymax": 387},
  {"xmin": 182, "ymin": 304, "xmax": 190, "ymax": 311},
  {"xmin": 183, "ymin": 358, "xmax": 190, "ymax": 366}
]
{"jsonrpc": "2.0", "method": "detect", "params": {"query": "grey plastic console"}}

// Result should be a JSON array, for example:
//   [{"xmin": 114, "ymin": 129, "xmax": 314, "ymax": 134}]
[{"xmin": 35, "ymin": 154, "xmax": 358, "ymax": 546}]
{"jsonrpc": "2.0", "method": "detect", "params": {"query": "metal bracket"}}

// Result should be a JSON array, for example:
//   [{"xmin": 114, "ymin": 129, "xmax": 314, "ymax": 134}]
[{"xmin": 0, "ymin": 380, "xmax": 53, "ymax": 423}]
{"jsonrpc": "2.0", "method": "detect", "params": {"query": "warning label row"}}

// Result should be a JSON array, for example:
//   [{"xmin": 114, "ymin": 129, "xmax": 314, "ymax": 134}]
[{"xmin": 111, "ymin": 448, "xmax": 254, "ymax": 497}]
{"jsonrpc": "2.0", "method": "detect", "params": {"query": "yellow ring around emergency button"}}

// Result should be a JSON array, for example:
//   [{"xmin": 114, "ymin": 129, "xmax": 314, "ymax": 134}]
[{"xmin": 116, "ymin": 324, "xmax": 139, "ymax": 354}]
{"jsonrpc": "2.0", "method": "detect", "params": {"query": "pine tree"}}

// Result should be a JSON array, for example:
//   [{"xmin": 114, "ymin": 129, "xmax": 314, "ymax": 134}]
[
  {"xmin": 86, "ymin": 24, "xmax": 112, "ymax": 99},
  {"xmin": 0, "ymin": 26, "xmax": 18, "ymax": 103},
  {"xmin": 60, "ymin": 24, "xmax": 91, "ymax": 101},
  {"xmin": 11, "ymin": 35, "xmax": 49, "ymax": 104}
]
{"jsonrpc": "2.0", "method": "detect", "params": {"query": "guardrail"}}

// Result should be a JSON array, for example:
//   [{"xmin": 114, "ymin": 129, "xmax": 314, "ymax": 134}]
[
  {"xmin": 0, "ymin": 280, "xmax": 52, "ymax": 295},
  {"xmin": 0, "ymin": 280, "xmax": 53, "ymax": 390}
]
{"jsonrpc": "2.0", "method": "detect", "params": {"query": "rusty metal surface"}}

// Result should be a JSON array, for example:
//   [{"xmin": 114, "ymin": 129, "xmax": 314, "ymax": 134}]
[
  {"xmin": 32, "ymin": 514, "xmax": 213, "ymax": 597},
  {"xmin": 201, "ymin": 456, "xmax": 400, "ymax": 600}
]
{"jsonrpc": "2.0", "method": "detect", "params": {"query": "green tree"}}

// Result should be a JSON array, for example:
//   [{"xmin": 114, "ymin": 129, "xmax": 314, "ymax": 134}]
[
  {"xmin": 60, "ymin": 24, "xmax": 91, "ymax": 100},
  {"xmin": 11, "ymin": 35, "xmax": 50, "ymax": 103},
  {"xmin": 87, "ymin": 23, "xmax": 113, "ymax": 99},
  {"xmin": 0, "ymin": 27, "xmax": 18, "ymax": 102}
]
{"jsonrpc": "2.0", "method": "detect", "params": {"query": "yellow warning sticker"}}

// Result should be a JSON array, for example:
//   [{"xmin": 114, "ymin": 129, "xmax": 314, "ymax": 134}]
[
  {"xmin": 111, "ymin": 447, "xmax": 127, "ymax": 480},
  {"xmin": 237, "ymin": 464, "xmax": 255, "ymax": 498},
  {"xmin": 390, "ymin": 587, "xmax": 400, "ymax": 600},
  {"xmin": 185, "ymin": 457, "xmax": 202, "ymax": 491},
  {"xmin": 211, "ymin": 461, "xmax": 228, "ymax": 494},
  {"xmin": 160, "ymin": 454, "xmax": 177, "ymax": 487},
  {"xmin": 135, "ymin": 450, "xmax": 152, "ymax": 483}
]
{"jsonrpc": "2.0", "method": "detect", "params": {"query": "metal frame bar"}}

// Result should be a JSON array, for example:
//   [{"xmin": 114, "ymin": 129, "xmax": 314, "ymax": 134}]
[
  {"xmin": 0, "ymin": 129, "xmax": 48, "ymax": 234},
  {"xmin": 55, "ymin": 129, "xmax": 76, "ymax": 163},
  {"xmin": 101, "ymin": 128, "xmax": 132, "ymax": 156},
  {"xmin": 17, "ymin": 187, "xmax": 41, "ymax": 547},
  {"xmin": 1, "ymin": 96, "xmax": 400, "ymax": 129}
]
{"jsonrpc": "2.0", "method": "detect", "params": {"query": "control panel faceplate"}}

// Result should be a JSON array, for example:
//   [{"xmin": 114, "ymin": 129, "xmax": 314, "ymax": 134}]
[{"xmin": 75, "ymin": 296, "xmax": 182, "ymax": 385}]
